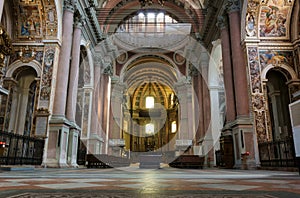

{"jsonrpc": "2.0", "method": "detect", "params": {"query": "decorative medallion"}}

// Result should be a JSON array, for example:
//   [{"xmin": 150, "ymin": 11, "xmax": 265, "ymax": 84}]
[
  {"xmin": 116, "ymin": 51, "xmax": 128, "ymax": 64},
  {"xmin": 173, "ymin": 51, "xmax": 185, "ymax": 65}
]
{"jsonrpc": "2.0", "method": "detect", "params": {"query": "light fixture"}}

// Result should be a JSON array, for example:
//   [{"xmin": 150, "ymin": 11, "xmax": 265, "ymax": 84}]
[
  {"xmin": 139, "ymin": 0, "xmax": 165, "ymax": 8},
  {"xmin": 171, "ymin": 121, "xmax": 177, "ymax": 133},
  {"xmin": 145, "ymin": 123, "xmax": 154, "ymax": 135},
  {"xmin": 145, "ymin": 76, "xmax": 155, "ymax": 108}
]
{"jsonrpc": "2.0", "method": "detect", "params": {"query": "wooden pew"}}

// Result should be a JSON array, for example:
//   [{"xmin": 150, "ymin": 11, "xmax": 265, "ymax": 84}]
[
  {"xmin": 169, "ymin": 155, "xmax": 205, "ymax": 169},
  {"xmin": 86, "ymin": 154, "xmax": 130, "ymax": 168}
]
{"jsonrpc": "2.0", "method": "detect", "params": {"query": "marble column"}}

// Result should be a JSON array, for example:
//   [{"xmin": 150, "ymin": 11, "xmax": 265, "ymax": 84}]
[
  {"xmin": 88, "ymin": 63, "xmax": 103, "ymax": 154},
  {"xmin": 66, "ymin": 20, "xmax": 82, "ymax": 123},
  {"xmin": 226, "ymin": 0, "xmax": 254, "ymax": 169},
  {"xmin": 0, "ymin": 0, "xmax": 4, "ymax": 21},
  {"xmin": 226, "ymin": 0, "xmax": 249, "ymax": 117},
  {"xmin": 66, "ymin": 19, "xmax": 82, "ymax": 167},
  {"xmin": 175, "ymin": 81, "xmax": 193, "ymax": 155},
  {"xmin": 46, "ymin": 0, "xmax": 75, "ymax": 167},
  {"xmin": 52, "ymin": 1, "xmax": 75, "ymax": 117},
  {"xmin": 108, "ymin": 80, "xmax": 124, "ymax": 156},
  {"xmin": 217, "ymin": 15, "xmax": 236, "ymax": 123}
]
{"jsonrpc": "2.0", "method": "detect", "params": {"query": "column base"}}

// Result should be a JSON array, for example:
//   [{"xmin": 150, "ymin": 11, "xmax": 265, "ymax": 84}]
[
  {"xmin": 43, "ymin": 116, "xmax": 71, "ymax": 168},
  {"xmin": 67, "ymin": 122, "xmax": 81, "ymax": 168},
  {"xmin": 231, "ymin": 117, "xmax": 256, "ymax": 169},
  {"xmin": 87, "ymin": 134, "xmax": 104, "ymax": 154},
  {"xmin": 42, "ymin": 159, "xmax": 69, "ymax": 168}
]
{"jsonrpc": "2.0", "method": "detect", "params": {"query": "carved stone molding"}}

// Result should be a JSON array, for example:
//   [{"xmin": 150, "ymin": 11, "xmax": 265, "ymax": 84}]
[
  {"xmin": 74, "ymin": 10, "xmax": 83, "ymax": 29},
  {"xmin": 64, "ymin": 0, "xmax": 76, "ymax": 13},
  {"xmin": 0, "ymin": 26, "xmax": 13, "ymax": 56},
  {"xmin": 216, "ymin": 15, "xmax": 228, "ymax": 30},
  {"xmin": 226, "ymin": 0, "xmax": 240, "ymax": 13}
]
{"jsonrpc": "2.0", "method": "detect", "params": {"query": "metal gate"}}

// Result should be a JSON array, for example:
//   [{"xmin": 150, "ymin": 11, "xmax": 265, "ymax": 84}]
[
  {"xmin": 0, "ymin": 131, "xmax": 45, "ymax": 165},
  {"xmin": 258, "ymin": 138, "xmax": 296, "ymax": 167}
]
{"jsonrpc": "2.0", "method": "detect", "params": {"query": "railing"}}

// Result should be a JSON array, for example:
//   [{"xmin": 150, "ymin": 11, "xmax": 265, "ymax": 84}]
[
  {"xmin": 258, "ymin": 138, "xmax": 296, "ymax": 167},
  {"xmin": 0, "ymin": 131, "xmax": 45, "ymax": 165}
]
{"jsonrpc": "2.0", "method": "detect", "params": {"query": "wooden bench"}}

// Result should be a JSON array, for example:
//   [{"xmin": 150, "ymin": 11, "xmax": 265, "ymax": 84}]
[
  {"xmin": 139, "ymin": 155, "xmax": 162, "ymax": 169},
  {"xmin": 86, "ymin": 154, "xmax": 130, "ymax": 168},
  {"xmin": 169, "ymin": 155, "xmax": 205, "ymax": 169}
]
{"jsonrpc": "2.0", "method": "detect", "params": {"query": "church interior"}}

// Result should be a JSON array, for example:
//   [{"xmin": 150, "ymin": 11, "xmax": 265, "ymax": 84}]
[{"xmin": 0, "ymin": 0, "xmax": 299, "ymax": 170}]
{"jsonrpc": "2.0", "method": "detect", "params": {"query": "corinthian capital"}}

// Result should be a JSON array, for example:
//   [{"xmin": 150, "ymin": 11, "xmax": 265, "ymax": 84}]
[
  {"xmin": 216, "ymin": 15, "xmax": 228, "ymax": 29},
  {"xmin": 74, "ymin": 11, "xmax": 83, "ymax": 29},
  {"xmin": 64, "ymin": 0, "xmax": 76, "ymax": 12},
  {"xmin": 226, "ymin": 0, "xmax": 240, "ymax": 13}
]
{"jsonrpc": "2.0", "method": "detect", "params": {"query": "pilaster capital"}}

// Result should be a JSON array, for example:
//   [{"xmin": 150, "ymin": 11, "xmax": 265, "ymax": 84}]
[
  {"xmin": 93, "ymin": 55, "xmax": 103, "ymax": 66},
  {"xmin": 216, "ymin": 15, "xmax": 228, "ymax": 30},
  {"xmin": 74, "ymin": 11, "xmax": 83, "ymax": 29},
  {"xmin": 226, "ymin": 0, "xmax": 240, "ymax": 13},
  {"xmin": 64, "ymin": 0, "xmax": 76, "ymax": 13},
  {"xmin": 102, "ymin": 64, "xmax": 113, "ymax": 76}
]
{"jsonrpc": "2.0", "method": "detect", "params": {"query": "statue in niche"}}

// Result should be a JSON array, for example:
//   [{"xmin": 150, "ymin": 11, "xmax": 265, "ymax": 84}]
[{"xmin": 246, "ymin": 13, "xmax": 256, "ymax": 36}]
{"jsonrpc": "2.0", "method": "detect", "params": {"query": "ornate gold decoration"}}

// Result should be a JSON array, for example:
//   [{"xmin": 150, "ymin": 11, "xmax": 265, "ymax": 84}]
[
  {"xmin": 18, "ymin": 46, "xmax": 37, "ymax": 63},
  {"xmin": 0, "ymin": 26, "xmax": 13, "ymax": 56}
]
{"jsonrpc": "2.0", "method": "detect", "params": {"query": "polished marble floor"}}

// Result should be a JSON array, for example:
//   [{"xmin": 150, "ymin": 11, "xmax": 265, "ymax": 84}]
[{"xmin": 0, "ymin": 164, "xmax": 299, "ymax": 198}]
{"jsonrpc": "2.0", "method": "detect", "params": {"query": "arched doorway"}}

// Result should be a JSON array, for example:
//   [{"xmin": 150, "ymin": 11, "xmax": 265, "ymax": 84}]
[
  {"xmin": 266, "ymin": 70, "xmax": 292, "ymax": 141},
  {"xmin": 7, "ymin": 66, "xmax": 38, "ymax": 136},
  {"xmin": 258, "ymin": 69, "xmax": 296, "ymax": 167}
]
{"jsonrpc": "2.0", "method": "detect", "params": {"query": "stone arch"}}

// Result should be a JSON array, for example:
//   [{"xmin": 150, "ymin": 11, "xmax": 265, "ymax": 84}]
[
  {"xmin": 80, "ymin": 40, "xmax": 94, "ymax": 87},
  {"xmin": 119, "ymin": 53, "xmax": 182, "ymax": 83},
  {"xmin": 261, "ymin": 64, "xmax": 298, "ymax": 82},
  {"xmin": 53, "ymin": 0, "xmax": 63, "ymax": 40},
  {"xmin": 6, "ymin": 60, "xmax": 42, "ymax": 78},
  {"xmin": 206, "ymin": 39, "xmax": 225, "ymax": 165}
]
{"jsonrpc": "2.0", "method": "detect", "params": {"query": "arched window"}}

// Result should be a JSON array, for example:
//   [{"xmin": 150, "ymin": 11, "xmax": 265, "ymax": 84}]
[
  {"xmin": 145, "ymin": 123, "xmax": 154, "ymax": 135},
  {"xmin": 116, "ymin": 11, "xmax": 178, "ymax": 34}
]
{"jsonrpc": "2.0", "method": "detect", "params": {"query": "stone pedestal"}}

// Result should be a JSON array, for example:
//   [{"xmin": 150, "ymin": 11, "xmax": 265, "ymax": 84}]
[
  {"xmin": 220, "ymin": 125, "xmax": 234, "ymax": 168},
  {"xmin": 67, "ymin": 123, "xmax": 80, "ymax": 167},
  {"xmin": 87, "ymin": 134, "xmax": 104, "ymax": 154},
  {"xmin": 44, "ymin": 116, "xmax": 71, "ymax": 167},
  {"xmin": 108, "ymin": 139, "xmax": 125, "ymax": 156},
  {"xmin": 231, "ymin": 117, "xmax": 255, "ymax": 169}
]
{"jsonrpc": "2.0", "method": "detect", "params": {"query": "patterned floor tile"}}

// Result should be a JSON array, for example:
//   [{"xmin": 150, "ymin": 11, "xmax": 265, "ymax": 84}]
[
  {"xmin": 0, "ymin": 182, "xmax": 28, "ymax": 187},
  {"xmin": 35, "ymin": 182, "xmax": 102, "ymax": 189},
  {"xmin": 197, "ymin": 184, "xmax": 260, "ymax": 191}
]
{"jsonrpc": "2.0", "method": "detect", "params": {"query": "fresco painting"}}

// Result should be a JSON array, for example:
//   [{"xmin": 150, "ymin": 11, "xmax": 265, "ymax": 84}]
[
  {"xmin": 259, "ymin": 0, "xmax": 291, "ymax": 38},
  {"xmin": 259, "ymin": 50, "xmax": 293, "ymax": 70},
  {"xmin": 19, "ymin": 5, "xmax": 42, "ymax": 37}
]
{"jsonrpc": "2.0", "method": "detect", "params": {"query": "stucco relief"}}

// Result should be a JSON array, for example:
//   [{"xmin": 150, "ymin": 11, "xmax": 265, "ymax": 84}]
[
  {"xmin": 39, "ymin": 48, "xmax": 54, "ymax": 106},
  {"xmin": 246, "ymin": 0, "xmax": 260, "ymax": 37},
  {"xmin": 9, "ymin": 48, "xmax": 43, "ymax": 64},
  {"xmin": 248, "ymin": 47, "xmax": 262, "ymax": 93},
  {"xmin": 247, "ymin": 46, "xmax": 268, "ymax": 142},
  {"xmin": 44, "ymin": 0, "xmax": 58, "ymax": 38}
]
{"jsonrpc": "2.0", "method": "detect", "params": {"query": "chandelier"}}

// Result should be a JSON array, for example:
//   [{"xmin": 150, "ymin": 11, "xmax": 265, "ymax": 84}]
[{"xmin": 139, "ymin": 0, "xmax": 165, "ymax": 7}]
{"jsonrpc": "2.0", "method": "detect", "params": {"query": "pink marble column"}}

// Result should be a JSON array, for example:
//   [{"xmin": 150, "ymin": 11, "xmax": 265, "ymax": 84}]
[
  {"xmin": 0, "ymin": 0, "xmax": 4, "ymax": 21},
  {"xmin": 90, "ymin": 66, "xmax": 101, "ymax": 136},
  {"xmin": 101, "ymin": 74, "xmax": 109, "ymax": 132},
  {"xmin": 52, "ymin": 2, "xmax": 74, "ymax": 116},
  {"xmin": 66, "ymin": 21, "xmax": 82, "ymax": 122},
  {"xmin": 197, "ymin": 74, "xmax": 205, "ymax": 139},
  {"xmin": 217, "ymin": 15, "xmax": 236, "ymax": 122},
  {"xmin": 227, "ymin": 0, "xmax": 249, "ymax": 117}
]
